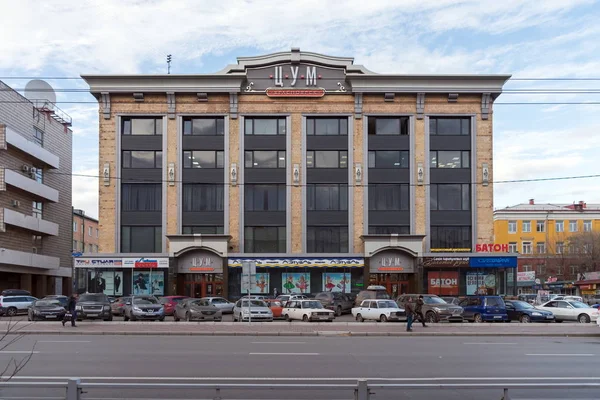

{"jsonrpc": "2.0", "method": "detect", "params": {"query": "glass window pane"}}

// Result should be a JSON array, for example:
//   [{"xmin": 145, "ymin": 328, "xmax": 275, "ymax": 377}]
[
  {"xmin": 340, "ymin": 118, "xmax": 348, "ymax": 135},
  {"xmin": 430, "ymin": 185, "xmax": 438, "ymax": 210},
  {"xmin": 216, "ymin": 151, "xmax": 224, "ymax": 168},
  {"xmin": 376, "ymin": 118, "xmax": 400, "ymax": 135},
  {"xmin": 121, "ymin": 227, "xmax": 131, "ymax": 252},
  {"xmin": 368, "ymin": 151, "xmax": 375, "ymax": 168},
  {"xmin": 436, "ymin": 119, "xmax": 461, "ymax": 135},
  {"xmin": 216, "ymin": 118, "xmax": 225, "ymax": 135},
  {"xmin": 278, "ymin": 118, "xmax": 286, "ymax": 135},
  {"xmin": 307, "ymin": 185, "xmax": 315, "ymax": 210},
  {"xmin": 461, "ymin": 118, "xmax": 470, "ymax": 135},
  {"xmin": 437, "ymin": 185, "xmax": 462, "ymax": 210},
  {"xmin": 400, "ymin": 151, "xmax": 409, "ymax": 168},
  {"xmin": 340, "ymin": 185, "xmax": 348, "ymax": 210},
  {"xmin": 183, "ymin": 151, "xmax": 192, "ymax": 168},
  {"xmin": 130, "ymin": 151, "xmax": 155, "ymax": 168},
  {"xmin": 245, "ymin": 151, "xmax": 253, "ymax": 168},
  {"xmin": 193, "ymin": 118, "xmax": 217, "ymax": 135},
  {"xmin": 245, "ymin": 118, "xmax": 253, "ymax": 135},
  {"xmin": 123, "ymin": 151, "xmax": 131, "ymax": 168},
  {"xmin": 278, "ymin": 185, "xmax": 286, "ymax": 210},
  {"xmin": 278, "ymin": 151, "xmax": 286, "ymax": 168},
  {"xmin": 254, "ymin": 119, "xmax": 278, "ymax": 135},
  {"xmin": 429, "ymin": 118, "xmax": 436, "ymax": 135},
  {"xmin": 437, "ymin": 151, "xmax": 461, "ymax": 168},
  {"xmin": 123, "ymin": 119, "xmax": 131, "ymax": 135},
  {"xmin": 315, "ymin": 119, "xmax": 339, "ymax": 135},
  {"xmin": 462, "ymin": 184, "xmax": 470, "ymax": 211},
  {"xmin": 400, "ymin": 184, "xmax": 409, "ymax": 210},
  {"xmin": 315, "ymin": 151, "xmax": 338, "ymax": 168},
  {"xmin": 183, "ymin": 120, "xmax": 192, "ymax": 135},
  {"xmin": 307, "ymin": 151, "xmax": 314, "ymax": 168},
  {"xmin": 340, "ymin": 151, "xmax": 348, "ymax": 168},
  {"xmin": 306, "ymin": 119, "xmax": 314, "ymax": 135},
  {"xmin": 155, "ymin": 151, "xmax": 162, "ymax": 168},
  {"xmin": 131, "ymin": 119, "xmax": 156, "ymax": 135},
  {"xmin": 430, "ymin": 151, "xmax": 437, "ymax": 168},
  {"xmin": 155, "ymin": 119, "xmax": 163, "ymax": 135},
  {"xmin": 462, "ymin": 151, "xmax": 470, "ymax": 168},
  {"xmin": 253, "ymin": 151, "xmax": 277, "ymax": 168},
  {"xmin": 192, "ymin": 151, "xmax": 215, "ymax": 168},
  {"xmin": 155, "ymin": 227, "xmax": 162, "ymax": 252},
  {"xmin": 376, "ymin": 151, "xmax": 400, "ymax": 168}
]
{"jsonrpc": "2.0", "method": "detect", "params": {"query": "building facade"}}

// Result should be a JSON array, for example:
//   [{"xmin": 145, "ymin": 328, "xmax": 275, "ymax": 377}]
[
  {"xmin": 73, "ymin": 209, "xmax": 99, "ymax": 254},
  {"xmin": 0, "ymin": 81, "xmax": 73, "ymax": 297},
  {"xmin": 81, "ymin": 49, "xmax": 511, "ymax": 299},
  {"xmin": 494, "ymin": 199, "xmax": 600, "ymax": 295}
]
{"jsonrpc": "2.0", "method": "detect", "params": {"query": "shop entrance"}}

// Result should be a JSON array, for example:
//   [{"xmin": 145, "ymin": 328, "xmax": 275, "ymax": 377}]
[
  {"xmin": 178, "ymin": 274, "xmax": 224, "ymax": 298},
  {"xmin": 370, "ymin": 274, "xmax": 411, "ymax": 298}
]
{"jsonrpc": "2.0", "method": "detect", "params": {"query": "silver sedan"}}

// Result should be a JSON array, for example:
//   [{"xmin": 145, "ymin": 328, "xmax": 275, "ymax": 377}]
[{"xmin": 201, "ymin": 297, "xmax": 235, "ymax": 314}]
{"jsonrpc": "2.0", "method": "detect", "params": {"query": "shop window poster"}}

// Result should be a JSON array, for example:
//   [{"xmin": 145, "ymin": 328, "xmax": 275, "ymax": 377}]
[
  {"xmin": 322, "ymin": 273, "xmax": 351, "ymax": 293},
  {"xmin": 133, "ymin": 271, "xmax": 165, "ymax": 296},
  {"xmin": 282, "ymin": 272, "xmax": 310, "ymax": 294},
  {"xmin": 251, "ymin": 273, "xmax": 270, "ymax": 294},
  {"xmin": 88, "ymin": 271, "xmax": 123, "ymax": 296},
  {"xmin": 466, "ymin": 272, "xmax": 496, "ymax": 295}
]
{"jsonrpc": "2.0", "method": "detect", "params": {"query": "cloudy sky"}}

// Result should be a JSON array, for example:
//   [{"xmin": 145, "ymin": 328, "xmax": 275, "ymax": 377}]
[{"xmin": 2, "ymin": 0, "xmax": 600, "ymax": 219}]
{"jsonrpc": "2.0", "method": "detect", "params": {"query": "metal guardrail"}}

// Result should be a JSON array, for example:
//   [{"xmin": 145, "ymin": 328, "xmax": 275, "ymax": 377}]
[{"xmin": 1, "ymin": 379, "xmax": 600, "ymax": 399}]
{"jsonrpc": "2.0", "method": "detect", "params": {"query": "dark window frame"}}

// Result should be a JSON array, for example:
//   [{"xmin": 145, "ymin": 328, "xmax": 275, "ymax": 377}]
[
  {"xmin": 430, "ymin": 226, "xmax": 472, "ymax": 250},
  {"xmin": 306, "ymin": 184, "xmax": 348, "ymax": 211},
  {"xmin": 182, "ymin": 226, "xmax": 225, "ymax": 234},
  {"xmin": 121, "ymin": 184, "xmax": 162, "ymax": 212},
  {"xmin": 429, "ymin": 117, "xmax": 471, "ymax": 136},
  {"xmin": 32, "ymin": 201, "xmax": 43, "ymax": 219},
  {"xmin": 430, "ymin": 151, "xmax": 471, "ymax": 168},
  {"xmin": 430, "ymin": 184, "xmax": 471, "ymax": 211},
  {"xmin": 121, "ymin": 226, "xmax": 162, "ymax": 253},
  {"xmin": 368, "ymin": 226, "xmax": 410, "ymax": 235},
  {"xmin": 183, "ymin": 184, "xmax": 225, "ymax": 212},
  {"xmin": 306, "ymin": 117, "xmax": 348, "ymax": 136},
  {"xmin": 122, "ymin": 151, "xmax": 162, "ymax": 168},
  {"xmin": 245, "ymin": 150, "xmax": 286, "ymax": 168},
  {"xmin": 182, "ymin": 117, "xmax": 225, "ymax": 136},
  {"xmin": 307, "ymin": 226, "xmax": 349, "ymax": 253},
  {"xmin": 306, "ymin": 150, "xmax": 348, "ymax": 168},
  {"xmin": 33, "ymin": 128, "xmax": 44, "ymax": 146},
  {"xmin": 244, "ymin": 117, "xmax": 286, "ymax": 135},
  {"xmin": 367, "ymin": 117, "xmax": 409, "ymax": 135},
  {"xmin": 122, "ymin": 117, "xmax": 163, "ymax": 136},
  {"xmin": 183, "ymin": 151, "xmax": 224, "ymax": 169},
  {"xmin": 368, "ymin": 150, "xmax": 409, "ymax": 168},
  {"xmin": 244, "ymin": 226, "xmax": 286, "ymax": 253},
  {"xmin": 245, "ymin": 184, "xmax": 286, "ymax": 211},
  {"xmin": 368, "ymin": 184, "xmax": 409, "ymax": 211}
]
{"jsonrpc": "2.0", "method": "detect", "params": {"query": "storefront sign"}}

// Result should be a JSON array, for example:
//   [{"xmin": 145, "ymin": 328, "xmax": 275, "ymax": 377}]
[
  {"xmin": 518, "ymin": 271, "xmax": 536, "ymax": 282},
  {"xmin": 73, "ymin": 258, "xmax": 122, "ymax": 268},
  {"xmin": 430, "ymin": 248, "xmax": 471, "ymax": 253},
  {"xmin": 577, "ymin": 271, "xmax": 600, "ymax": 281},
  {"xmin": 469, "ymin": 257, "xmax": 517, "ymax": 268},
  {"xmin": 245, "ymin": 63, "xmax": 348, "ymax": 92},
  {"xmin": 466, "ymin": 272, "xmax": 496, "ymax": 295},
  {"xmin": 422, "ymin": 257, "xmax": 469, "ymax": 268},
  {"xmin": 266, "ymin": 88, "xmax": 325, "ymax": 97},
  {"xmin": 123, "ymin": 258, "xmax": 169, "ymax": 269},
  {"xmin": 428, "ymin": 271, "xmax": 459, "ymax": 295},
  {"xmin": 177, "ymin": 252, "xmax": 223, "ymax": 274},
  {"xmin": 579, "ymin": 284, "xmax": 596, "ymax": 290},
  {"xmin": 370, "ymin": 251, "xmax": 415, "ymax": 273},
  {"xmin": 475, "ymin": 244, "xmax": 509, "ymax": 253},
  {"xmin": 228, "ymin": 258, "xmax": 364, "ymax": 268}
]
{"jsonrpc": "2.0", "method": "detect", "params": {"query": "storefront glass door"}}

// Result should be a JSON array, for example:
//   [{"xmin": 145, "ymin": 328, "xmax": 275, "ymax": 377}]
[{"xmin": 180, "ymin": 274, "xmax": 224, "ymax": 298}]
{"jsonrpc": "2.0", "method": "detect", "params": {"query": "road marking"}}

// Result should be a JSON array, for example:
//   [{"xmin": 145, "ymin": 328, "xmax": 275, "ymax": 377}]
[
  {"xmin": 38, "ymin": 341, "xmax": 91, "ymax": 343},
  {"xmin": 6, "ymin": 376, "xmax": 600, "ymax": 381},
  {"xmin": 0, "ymin": 351, "xmax": 40, "ymax": 354},
  {"xmin": 251, "ymin": 341, "xmax": 306, "ymax": 344},
  {"xmin": 249, "ymin": 352, "xmax": 319, "ymax": 356},
  {"xmin": 463, "ymin": 342, "xmax": 517, "ymax": 345},
  {"xmin": 526, "ymin": 354, "xmax": 594, "ymax": 357}
]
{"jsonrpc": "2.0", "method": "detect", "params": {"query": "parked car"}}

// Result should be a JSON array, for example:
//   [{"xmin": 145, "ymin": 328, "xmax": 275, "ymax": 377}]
[
  {"xmin": 27, "ymin": 299, "xmax": 66, "ymax": 321},
  {"xmin": 0, "ymin": 295, "xmax": 38, "ymax": 317},
  {"xmin": 173, "ymin": 298, "xmax": 222, "ymax": 322},
  {"xmin": 276, "ymin": 294, "xmax": 307, "ymax": 306},
  {"xmin": 352, "ymin": 299, "xmax": 406, "ymax": 322},
  {"xmin": 282, "ymin": 299, "xmax": 335, "ymax": 322},
  {"xmin": 504, "ymin": 300, "xmax": 555, "ymax": 323},
  {"xmin": 354, "ymin": 285, "xmax": 391, "ymax": 306},
  {"xmin": 233, "ymin": 299, "xmax": 273, "ymax": 322},
  {"xmin": 265, "ymin": 299, "xmax": 284, "ymax": 319},
  {"xmin": 1, "ymin": 289, "xmax": 31, "ymax": 297},
  {"xmin": 458, "ymin": 296, "xmax": 508, "ymax": 323},
  {"xmin": 43, "ymin": 295, "xmax": 69, "ymax": 307},
  {"xmin": 111, "ymin": 297, "xmax": 131, "ymax": 316},
  {"xmin": 159, "ymin": 296, "xmax": 189, "ymax": 316},
  {"xmin": 314, "ymin": 292, "xmax": 354, "ymax": 316},
  {"xmin": 76, "ymin": 293, "xmax": 113, "ymax": 321},
  {"xmin": 202, "ymin": 297, "xmax": 235, "ymax": 314},
  {"xmin": 397, "ymin": 294, "xmax": 464, "ymax": 323},
  {"xmin": 551, "ymin": 295, "xmax": 584, "ymax": 302},
  {"xmin": 441, "ymin": 297, "xmax": 461, "ymax": 306},
  {"xmin": 517, "ymin": 294, "xmax": 537, "ymax": 304},
  {"xmin": 124, "ymin": 295, "xmax": 165, "ymax": 321},
  {"xmin": 536, "ymin": 300, "xmax": 599, "ymax": 323}
]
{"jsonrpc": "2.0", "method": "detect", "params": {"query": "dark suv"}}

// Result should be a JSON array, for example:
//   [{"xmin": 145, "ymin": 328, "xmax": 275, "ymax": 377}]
[
  {"xmin": 315, "ymin": 292, "xmax": 354, "ymax": 316},
  {"xmin": 76, "ymin": 293, "xmax": 113, "ymax": 321},
  {"xmin": 397, "ymin": 294, "xmax": 464, "ymax": 323}
]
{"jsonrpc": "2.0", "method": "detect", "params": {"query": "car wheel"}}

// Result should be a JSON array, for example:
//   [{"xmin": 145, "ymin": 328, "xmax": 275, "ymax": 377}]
[
  {"xmin": 380, "ymin": 314, "xmax": 388, "ymax": 323},
  {"xmin": 519, "ymin": 314, "xmax": 531, "ymax": 323},
  {"xmin": 555, "ymin": 319, "xmax": 563, "ymax": 323},
  {"xmin": 104, "ymin": 314, "xmax": 113, "ymax": 322},
  {"xmin": 6, "ymin": 307, "xmax": 17, "ymax": 317},
  {"xmin": 474, "ymin": 314, "xmax": 483, "ymax": 323},
  {"xmin": 336, "ymin": 306, "xmax": 342, "ymax": 317},
  {"xmin": 27, "ymin": 312, "xmax": 33, "ymax": 321},
  {"xmin": 356, "ymin": 314, "xmax": 364, "ymax": 322},
  {"xmin": 216, "ymin": 318, "xmax": 222, "ymax": 322},
  {"xmin": 131, "ymin": 315, "xmax": 137, "ymax": 322},
  {"xmin": 158, "ymin": 317, "xmax": 164, "ymax": 322},
  {"xmin": 123, "ymin": 314, "xmax": 130, "ymax": 322},
  {"xmin": 578, "ymin": 314, "xmax": 591, "ymax": 324},
  {"xmin": 186, "ymin": 313, "xmax": 192, "ymax": 322},
  {"xmin": 426, "ymin": 311, "xmax": 437, "ymax": 323},
  {"xmin": 302, "ymin": 314, "xmax": 310, "ymax": 322},
  {"xmin": 174, "ymin": 313, "xmax": 180, "ymax": 322},
  {"xmin": 284, "ymin": 314, "xmax": 291, "ymax": 322}
]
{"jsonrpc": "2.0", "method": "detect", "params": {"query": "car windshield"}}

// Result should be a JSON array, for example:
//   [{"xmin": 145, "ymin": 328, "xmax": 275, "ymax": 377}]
[
  {"xmin": 79, "ymin": 294, "xmax": 107, "ymax": 302},
  {"xmin": 303, "ymin": 301, "xmax": 323, "ymax": 309},
  {"xmin": 512, "ymin": 301, "xmax": 534, "ymax": 309},
  {"xmin": 423, "ymin": 296, "xmax": 446, "ymax": 304},
  {"xmin": 241, "ymin": 300, "xmax": 267, "ymax": 307},
  {"xmin": 34, "ymin": 300, "xmax": 59, "ymax": 307},
  {"xmin": 378, "ymin": 301, "xmax": 399, "ymax": 308},
  {"xmin": 133, "ymin": 297, "xmax": 159, "ymax": 305},
  {"xmin": 570, "ymin": 301, "xmax": 590, "ymax": 309}
]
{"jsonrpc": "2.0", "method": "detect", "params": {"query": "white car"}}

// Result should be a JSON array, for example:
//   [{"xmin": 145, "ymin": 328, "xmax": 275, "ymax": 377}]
[
  {"xmin": 283, "ymin": 299, "xmax": 335, "ymax": 322},
  {"xmin": 536, "ymin": 300, "xmax": 599, "ymax": 323},
  {"xmin": 352, "ymin": 299, "xmax": 407, "ymax": 322},
  {"xmin": 551, "ymin": 295, "xmax": 584, "ymax": 302},
  {"xmin": 276, "ymin": 294, "xmax": 307, "ymax": 306},
  {"xmin": 233, "ymin": 299, "xmax": 273, "ymax": 322}
]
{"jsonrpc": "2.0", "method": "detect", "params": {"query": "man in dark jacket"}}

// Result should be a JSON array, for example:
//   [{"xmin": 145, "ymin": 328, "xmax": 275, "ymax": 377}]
[
  {"xmin": 62, "ymin": 294, "xmax": 78, "ymax": 327},
  {"xmin": 405, "ymin": 297, "xmax": 415, "ymax": 332},
  {"xmin": 415, "ymin": 295, "xmax": 428, "ymax": 327}
]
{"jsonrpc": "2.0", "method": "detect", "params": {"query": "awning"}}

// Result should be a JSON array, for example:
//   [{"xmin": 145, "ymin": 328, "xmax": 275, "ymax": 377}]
[{"xmin": 575, "ymin": 279, "xmax": 600, "ymax": 285}]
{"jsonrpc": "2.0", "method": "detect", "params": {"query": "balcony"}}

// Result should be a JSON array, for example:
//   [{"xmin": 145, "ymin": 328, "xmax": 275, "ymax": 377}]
[
  {"xmin": 3, "ymin": 208, "xmax": 59, "ymax": 236},
  {"xmin": 0, "ymin": 248, "xmax": 60, "ymax": 270},
  {"xmin": 4, "ymin": 126, "xmax": 60, "ymax": 169},
  {"xmin": 4, "ymin": 169, "xmax": 59, "ymax": 202}
]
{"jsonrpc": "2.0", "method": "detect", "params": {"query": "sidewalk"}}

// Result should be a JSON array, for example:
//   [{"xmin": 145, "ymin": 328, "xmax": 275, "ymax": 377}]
[{"xmin": 1, "ymin": 321, "xmax": 598, "ymax": 336}]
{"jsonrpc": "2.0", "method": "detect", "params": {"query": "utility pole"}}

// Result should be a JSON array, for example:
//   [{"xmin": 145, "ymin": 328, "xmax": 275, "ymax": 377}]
[{"xmin": 167, "ymin": 54, "xmax": 172, "ymax": 74}]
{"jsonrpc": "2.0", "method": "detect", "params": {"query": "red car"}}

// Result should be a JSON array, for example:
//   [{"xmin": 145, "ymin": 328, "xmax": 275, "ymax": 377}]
[{"xmin": 159, "ymin": 296, "xmax": 189, "ymax": 316}]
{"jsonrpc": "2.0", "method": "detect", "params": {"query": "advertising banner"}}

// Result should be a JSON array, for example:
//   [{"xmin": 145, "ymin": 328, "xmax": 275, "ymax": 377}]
[
  {"xmin": 518, "ymin": 271, "xmax": 536, "ymax": 282},
  {"xmin": 123, "ymin": 258, "xmax": 169, "ymax": 269},
  {"xmin": 87, "ymin": 271, "xmax": 123, "ymax": 296},
  {"xmin": 132, "ymin": 270, "xmax": 164, "ymax": 296},
  {"xmin": 466, "ymin": 272, "xmax": 496, "ymax": 295},
  {"xmin": 74, "ymin": 258, "xmax": 122, "ymax": 268},
  {"xmin": 469, "ymin": 257, "xmax": 517, "ymax": 268},
  {"xmin": 322, "ymin": 273, "xmax": 351, "ymax": 293},
  {"xmin": 428, "ymin": 271, "xmax": 459, "ymax": 295},
  {"xmin": 282, "ymin": 272, "xmax": 310, "ymax": 294},
  {"xmin": 242, "ymin": 273, "xmax": 270, "ymax": 294}
]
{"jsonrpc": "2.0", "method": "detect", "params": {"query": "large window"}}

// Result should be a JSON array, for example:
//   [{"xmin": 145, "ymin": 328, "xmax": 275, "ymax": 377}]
[
  {"xmin": 369, "ymin": 184, "xmax": 409, "ymax": 211},
  {"xmin": 183, "ymin": 151, "xmax": 224, "ymax": 168},
  {"xmin": 430, "ymin": 226, "xmax": 471, "ymax": 250},
  {"xmin": 569, "ymin": 220, "xmax": 578, "ymax": 232},
  {"xmin": 122, "ymin": 117, "xmax": 163, "ymax": 135},
  {"xmin": 306, "ymin": 150, "xmax": 348, "ymax": 168},
  {"xmin": 508, "ymin": 221, "xmax": 517, "ymax": 234},
  {"xmin": 536, "ymin": 242, "xmax": 546, "ymax": 254},
  {"xmin": 123, "ymin": 151, "xmax": 162, "ymax": 168},
  {"xmin": 306, "ymin": 117, "xmax": 348, "ymax": 136},
  {"xmin": 32, "ymin": 201, "xmax": 43, "ymax": 219},
  {"xmin": 245, "ymin": 118, "xmax": 286, "ymax": 135},
  {"xmin": 307, "ymin": 226, "xmax": 349, "ymax": 253},
  {"xmin": 245, "ymin": 227, "xmax": 286, "ymax": 253},
  {"xmin": 183, "ymin": 184, "xmax": 224, "ymax": 212},
  {"xmin": 536, "ymin": 221, "xmax": 545, "ymax": 232},
  {"xmin": 121, "ymin": 226, "xmax": 162, "ymax": 253},
  {"xmin": 430, "ymin": 184, "xmax": 470, "ymax": 211},
  {"xmin": 429, "ymin": 117, "xmax": 471, "ymax": 136},
  {"xmin": 183, "ymin": 226, "xmax": 224, "ymax": 234},
  {"xmin": 245, "ymin": 151, "xmax": 286, "ymax": 168},
  {"xmin": 307, "ymin": 184, "xmax": 348, "ymax": 211},
  {"xmin": 368, "ymin": 151, "xmax": 409, "ymax": 168},
  {"xmin": 584, "ymin": 220, "xmax": 592, "ymax": 232},
  {"xmin": 245, "ymin": 185, "xmax": 286, "ymax": 211},
  {"xmin": 183, "ymin": 117, "xmax": 225, "ymax": 136},
  {"xmin": 522, "ymin": 241, "xmax": 532, "ymax": 255},
  {"xmin": 368, "ymin": 117, "xmax": 409, "ymax": 135},
  {"xmin": 430, "ymin": 151, "xmax": 470, "ymax": 168},
  {"xmin": 555, "ymin": 220, "xmax": 564, "ymax": 233},
  {"xmin": 522, "ymin": 221, "xmax": 531, "ymax": 233},
  {"xmin": 33, "ymin": 128, "xmax": 44, "ymax": 146},
  {"xmin": 369, "ymin": 226, "xmax": 410, "ymax": 235},
  {"xmin": 508, "ymin": 242, "xmax": 517, "ymax": 253},
  {"xmin": 122, "ymin": 184, "xmax": 162, "ymax": 211},
  {"xmin": 32, "ymin": 235, "xmax": 42, "ymax": 252}
]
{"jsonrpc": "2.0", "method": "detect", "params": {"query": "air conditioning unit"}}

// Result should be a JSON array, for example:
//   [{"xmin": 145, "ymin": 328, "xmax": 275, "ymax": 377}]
[
  {"xmin": 21, "ymin": 165, "xmax": 31, "ymax": 173},
  {"xmin": 29, "ymin": 168, "xmax": 37, "ymax": 178},
  {"xmin": 11, "ymin": 200, "xmax": 20, "ymax": 207}
]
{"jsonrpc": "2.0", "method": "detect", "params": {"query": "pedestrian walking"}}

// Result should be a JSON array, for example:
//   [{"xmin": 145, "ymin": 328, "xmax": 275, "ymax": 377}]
[
  {"xmin": 405, "ymin": 297, "xmax": 415, "ymax": 332},
  {"xmin": 415, "ymin": 295, "xmax": 428, "ymax": 327},
  {"xmin": 62, "ymin": 294, "xmax": 78, "ymax": 327}
]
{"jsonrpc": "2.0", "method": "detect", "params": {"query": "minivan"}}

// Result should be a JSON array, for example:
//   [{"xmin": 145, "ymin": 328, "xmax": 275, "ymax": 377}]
[
  {"xmin": 314, "ymin": 292, "xmax": 354, "ymax": 316},
  {"xmin": 458, "ymin": 295, "xmax": 508, "ymax": 323}
]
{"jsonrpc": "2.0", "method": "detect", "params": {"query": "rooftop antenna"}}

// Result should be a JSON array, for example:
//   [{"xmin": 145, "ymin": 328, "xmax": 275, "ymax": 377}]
[{"xmin": 167, "ymin": 54, "xmax": 172, "ymax": 74}]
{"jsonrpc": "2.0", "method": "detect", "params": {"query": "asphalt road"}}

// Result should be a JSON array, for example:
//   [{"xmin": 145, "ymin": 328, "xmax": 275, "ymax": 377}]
[{"xmin": 1, "ymin": 334, "xmax": 599, "ymax": 400}]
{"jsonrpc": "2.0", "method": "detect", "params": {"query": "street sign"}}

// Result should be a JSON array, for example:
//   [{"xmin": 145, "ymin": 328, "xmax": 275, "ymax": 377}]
[
  {"xmin": 242, "ymin": 261, "xmax": 256, "ymax": 277},
  {"xmin": 72, "ymin": 252, "xmax": 82, "ymax": 257}
]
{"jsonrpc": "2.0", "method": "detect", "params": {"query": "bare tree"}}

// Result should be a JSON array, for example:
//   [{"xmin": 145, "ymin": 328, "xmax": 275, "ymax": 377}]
[
  {"xmin": 0, "ymin": 319, "xmax": 35, "ymax": 382},
  {"xmin": 565, "ymin": 231, "xmax": 600, "ymax": 276}
]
